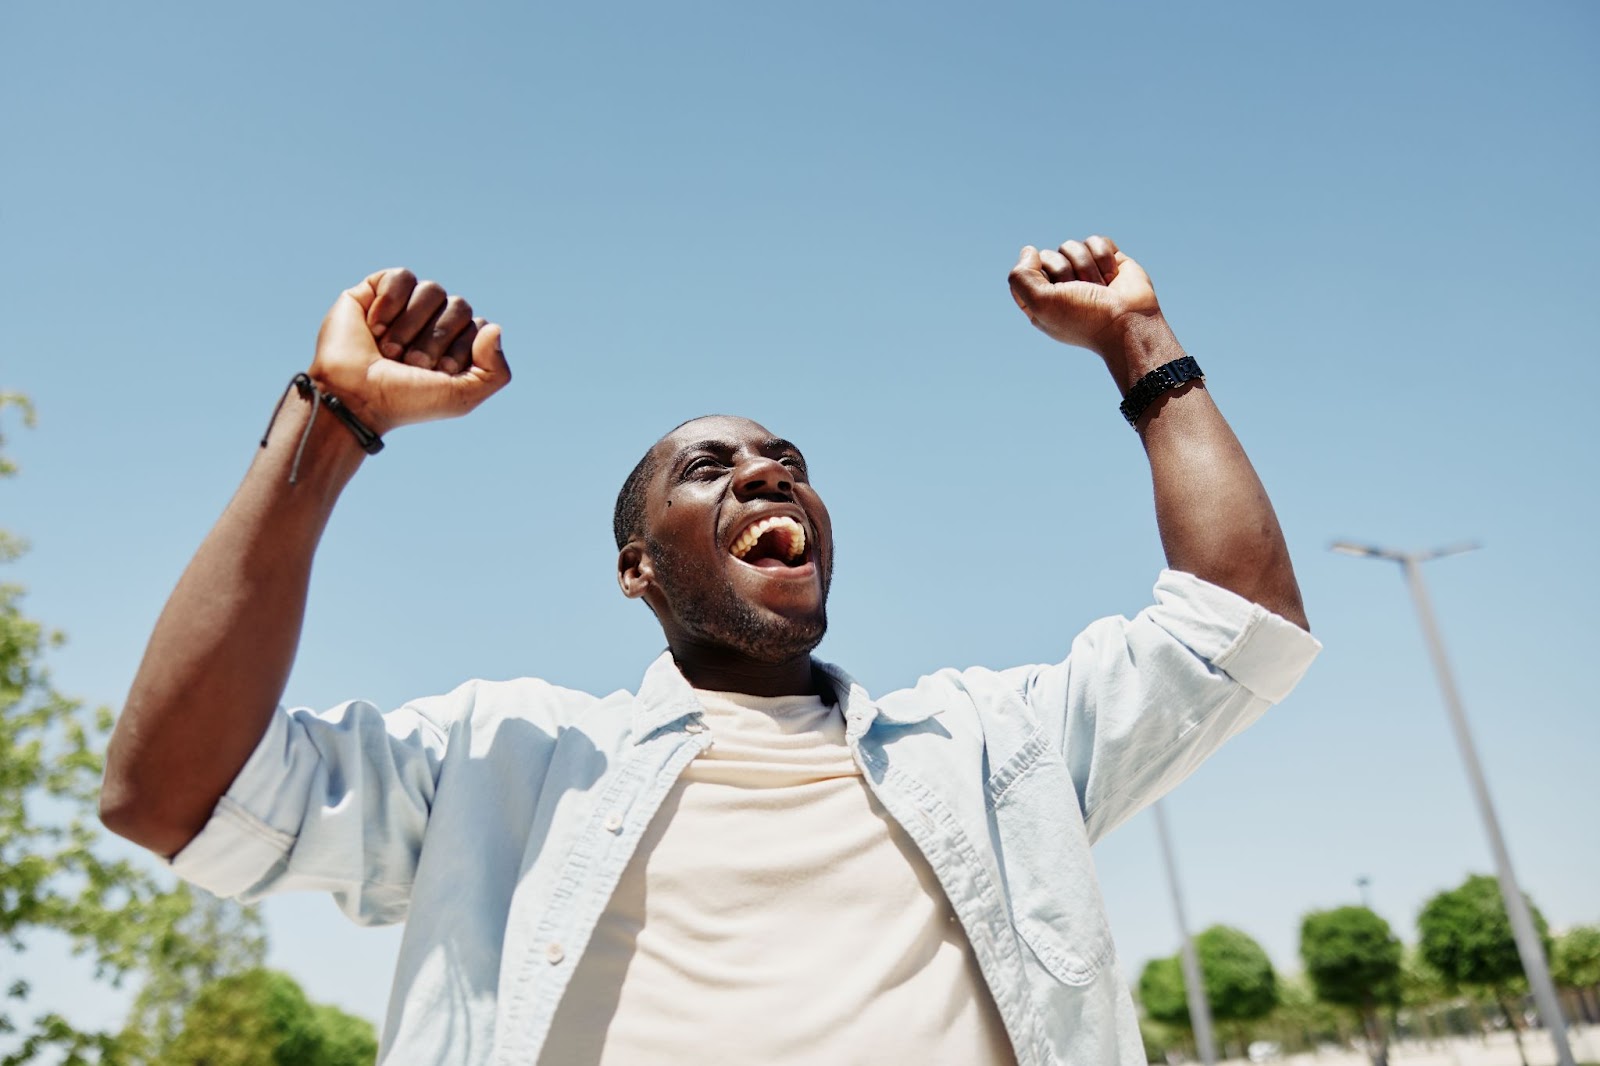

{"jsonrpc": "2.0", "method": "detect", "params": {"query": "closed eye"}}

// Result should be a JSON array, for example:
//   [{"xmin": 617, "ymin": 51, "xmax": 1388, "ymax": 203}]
[{"xmin": 683, "ymin": 456, "xmax": 725, "ymax": 478}]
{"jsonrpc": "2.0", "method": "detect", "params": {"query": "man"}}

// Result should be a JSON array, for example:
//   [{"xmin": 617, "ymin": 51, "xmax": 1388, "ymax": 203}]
[{"xmin": 102, "ymin": 236, "xmax": 1318, "ymax": 1064}]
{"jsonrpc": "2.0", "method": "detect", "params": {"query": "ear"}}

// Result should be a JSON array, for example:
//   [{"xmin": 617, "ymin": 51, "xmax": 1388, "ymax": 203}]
[{"xmin": 617, "ymin": 543, "xmax": 654, "ymax": 600}]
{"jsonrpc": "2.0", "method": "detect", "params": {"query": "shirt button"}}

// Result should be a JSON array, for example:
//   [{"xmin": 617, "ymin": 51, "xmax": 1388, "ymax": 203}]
[
  {"xmin": 603, "ymin": 813, "xmax": 624, "ymax": 833},
  {"xmin": 545, "ymin": 942, "xmax": 565, "ymax": 965}
]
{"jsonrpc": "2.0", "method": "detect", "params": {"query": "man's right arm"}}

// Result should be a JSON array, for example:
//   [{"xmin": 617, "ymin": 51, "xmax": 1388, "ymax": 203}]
[{"xmin": 100, "ymin": 269, "xmax": 511, "ymax": 858}]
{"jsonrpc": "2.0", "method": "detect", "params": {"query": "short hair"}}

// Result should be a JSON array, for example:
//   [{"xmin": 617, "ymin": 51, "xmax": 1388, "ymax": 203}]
[
  {"xmin": 613, "ymin": 448, "xmax": 658, "ymax": 551},
  {"xmin": 613, "ymin": 416, "xmax": 728, "ymax": 551}
]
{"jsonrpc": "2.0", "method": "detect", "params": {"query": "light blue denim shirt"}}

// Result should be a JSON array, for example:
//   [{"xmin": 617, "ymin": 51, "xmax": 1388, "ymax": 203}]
[{"xmin": 171, "ymin": 570, "xmax": 1319, "ymax": 1064}]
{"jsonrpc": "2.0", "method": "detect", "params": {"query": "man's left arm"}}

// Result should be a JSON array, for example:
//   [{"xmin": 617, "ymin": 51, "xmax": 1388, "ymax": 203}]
[{"xmin": 1008, "ymin": 235, "xmax": 1308, "ymax": 629}]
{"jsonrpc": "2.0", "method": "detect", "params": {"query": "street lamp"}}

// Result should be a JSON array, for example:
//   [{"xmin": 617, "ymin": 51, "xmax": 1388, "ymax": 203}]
[
  {"xmin": 1330, "ymin": 539, "xmax": 1574, "ymax": 1066},
  {"xmin": 1153, "ymin": 800, "xmax": 1217, "ymax": 1066}
]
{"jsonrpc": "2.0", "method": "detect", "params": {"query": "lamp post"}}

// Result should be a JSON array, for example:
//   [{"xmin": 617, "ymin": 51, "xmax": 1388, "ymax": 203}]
[
  {"xmin": 1329, "ymin": 540, "xmax": 1574, "ymax": 1066},
  {"xmin": 1153, "ymin": 800, "xmax": 1216, "ymax": 1065}
]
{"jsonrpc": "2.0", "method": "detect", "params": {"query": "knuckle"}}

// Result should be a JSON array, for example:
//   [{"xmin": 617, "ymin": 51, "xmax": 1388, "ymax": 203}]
[
  {"xmin": 389, "ymin": 267, "xmax": 417, "ymax": 286},
  {"xmin": 416, "ymin": 280, "xmax": 446, "ymax": 299}
]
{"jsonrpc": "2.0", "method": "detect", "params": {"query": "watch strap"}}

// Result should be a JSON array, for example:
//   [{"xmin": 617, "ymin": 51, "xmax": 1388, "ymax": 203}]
[{"xmin": 1119, "ymin": 355, "xmax": 1204, "ymax": 427}]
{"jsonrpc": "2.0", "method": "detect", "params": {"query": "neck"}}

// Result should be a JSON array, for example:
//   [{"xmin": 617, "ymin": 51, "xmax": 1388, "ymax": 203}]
[{"xmin": 666, "ymin": 637, "xmax": 822, "ymax": 698}]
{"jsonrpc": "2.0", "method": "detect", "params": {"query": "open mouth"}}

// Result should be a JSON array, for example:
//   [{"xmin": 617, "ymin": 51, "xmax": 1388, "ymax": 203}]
[{"xmin": 729, "ymin": 515, "xmax": 810, "ymax": 571}]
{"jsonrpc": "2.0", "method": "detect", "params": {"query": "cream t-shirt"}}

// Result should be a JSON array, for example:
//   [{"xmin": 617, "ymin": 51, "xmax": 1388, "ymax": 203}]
[{"xmin": 540, "ymin": 687, "xmax": 1016, "ymax": 1065}]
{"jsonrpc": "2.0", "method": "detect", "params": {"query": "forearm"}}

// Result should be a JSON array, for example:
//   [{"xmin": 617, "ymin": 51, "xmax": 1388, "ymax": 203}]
[
  {"xmin": 102, "ymin": 390, "xmax": 367, "ymax": 856},
  {"xmin": 1105, "ymin": 316, "xmax": 1308, "ymax": 629}
]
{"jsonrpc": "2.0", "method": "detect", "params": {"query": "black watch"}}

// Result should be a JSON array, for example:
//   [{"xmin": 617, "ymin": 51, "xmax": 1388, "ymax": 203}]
[{"xmin": 1118, "ymin": 356, "xmax": 1204, "ymax": 427}]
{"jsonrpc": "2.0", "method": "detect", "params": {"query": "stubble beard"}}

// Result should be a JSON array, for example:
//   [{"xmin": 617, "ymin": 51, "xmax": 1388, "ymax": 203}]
[{"xmin": 647, "ymin": 534, "xmax": 829, "ymax": 663}]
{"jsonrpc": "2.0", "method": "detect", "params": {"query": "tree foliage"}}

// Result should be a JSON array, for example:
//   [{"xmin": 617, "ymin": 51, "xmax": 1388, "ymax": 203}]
[
  {"xmin": 1300, "ymin": 907, "xmax": 1402, "ymax": 1066},
  {"xmin": 1136, "ymin": 925, "xmax": 1279, "ymax": 1051},
  {"xmin": 120, "ymin": 890, "xmax": 268, "ymax": 1059},
  {"xmin": 1138, "ymin": 954, "xmax": 1191, "ymax": 1027},
  {"xmin": 1, "ymin": 395, "xmax": 265, "ymax": 1062},
  {"xmin": 156, "ymin": 970, "xmax": 376, "ymax": 1066},
  {"xmin": 1417, "ymin": 874, "xmax": 1550, "ymax": 992},
  {"xmin": 1551, "ymin": 926, "xmax": 1600, "ymax": 991},
  {"xmin": 1196, "ymin": 924, "xmax": 1279, "ymax": 1023},
  {"xmin": 1300, "ymin": 906, "xmax": 1403, "ymax": 1008}
]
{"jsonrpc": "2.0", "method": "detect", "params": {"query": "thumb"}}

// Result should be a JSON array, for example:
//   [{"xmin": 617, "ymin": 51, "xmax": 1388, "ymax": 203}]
[
  {"xmin": 462, "ymin": 322, "xmax": 512, "ymax": 392},
  {"xmin": 317, "ymin": 290, "xmax": 383, "ymax": 364},
  {"xmin": 1007, "ymin": 246, "xmax": 1051, "ymax": 311}
]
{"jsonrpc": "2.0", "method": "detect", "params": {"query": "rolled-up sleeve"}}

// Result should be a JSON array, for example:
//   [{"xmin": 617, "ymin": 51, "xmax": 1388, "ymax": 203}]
[
  {"xmin": 1017, "ymin": 570, "xmax": 1320, "ymax": 842},
  {"xmin": 167, "ymin": 685, "xmax": 467, "ymax": 926}
]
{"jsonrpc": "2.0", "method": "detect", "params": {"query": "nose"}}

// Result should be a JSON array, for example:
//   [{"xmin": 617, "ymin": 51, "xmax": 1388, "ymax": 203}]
[{"xmin": 734, "ymin": 455, "xmax": 793, "ymax": 501}]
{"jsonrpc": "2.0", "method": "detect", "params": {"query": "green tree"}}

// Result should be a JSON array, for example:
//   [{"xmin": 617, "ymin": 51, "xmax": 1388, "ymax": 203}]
[
  {"xmin": 120, "ymin": 889, "xmax": 268, "ymax": 1058},
  {"xmin": 157, "ymin": 970, "xmax": 376, "ymax": 1066},
  {"xmin": 1, "ymin": 395, "xmax": 263, "ymax": 1063},
  {"xmin": 1299, "ymin": 906, "xmax": 1403, "ymax": 1066},
  {"xmin": 1136, "ymin": 929, "xmax": 1279, "ymax": 1057},
  {"xmin": 1197, "ymin": 924, "xmax": 1279, "ymax": 1053},
  {"xmin": 1418, "ymin": 874, "xmax": 1552, "ymax": 1066},
  {"xmin": 1551, "ymin": 926, "xmax": 1600, "ymax": 1025},
  {"xmin": 1138, "ymin": 954, "xmax": 1192, "ymax": 1029},
  {"xmin": 307, "ymin": 1004, "xmax": 380, "ymax": 1066}
]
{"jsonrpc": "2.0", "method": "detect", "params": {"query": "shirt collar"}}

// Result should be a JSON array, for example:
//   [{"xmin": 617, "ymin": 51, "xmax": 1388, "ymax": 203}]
[
  {"xmin": 628, "ymin": 651, "xmax": 706, "ymax": 742},
  {"xmin": 629, "ymin": 651, "xmax": 940, "ymax": 744}
]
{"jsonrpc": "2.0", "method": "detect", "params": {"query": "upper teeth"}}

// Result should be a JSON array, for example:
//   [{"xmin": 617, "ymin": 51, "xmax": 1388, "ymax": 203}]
[{"xmin": 731, "ymin": 516, "xmax": 807, "ymax": 561}]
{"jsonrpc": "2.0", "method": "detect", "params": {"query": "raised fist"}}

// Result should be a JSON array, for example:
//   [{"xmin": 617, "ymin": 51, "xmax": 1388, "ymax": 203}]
[
  {"xmin": 1007, "ymin": 236, "xmax": 1162, "ymax": 358},
  {"xmin": 310, "ymin": 269, "xmax": 512, "ymax": 436}
]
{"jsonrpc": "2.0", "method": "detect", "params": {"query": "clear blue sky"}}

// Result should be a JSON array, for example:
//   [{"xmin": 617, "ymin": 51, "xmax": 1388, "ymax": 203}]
[{"xmin": 4, "ymin": 0, "xmax": 1596, "ymax": 1031}]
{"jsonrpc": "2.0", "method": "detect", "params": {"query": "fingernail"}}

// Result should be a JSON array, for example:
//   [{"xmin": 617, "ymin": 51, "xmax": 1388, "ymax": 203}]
[
  {"xmin": 382, "ymin": 341, "xmax": 402, "ymax": 358},
  {"xmin": 371, "ymin": 323, "xmax": 386, "ymax": 337}
]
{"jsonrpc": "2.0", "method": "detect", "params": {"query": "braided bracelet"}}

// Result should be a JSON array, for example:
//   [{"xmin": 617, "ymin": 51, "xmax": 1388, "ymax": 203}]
[{"xmin": 259, "ymin": 373, "xmax": 385, "ymax": 484}]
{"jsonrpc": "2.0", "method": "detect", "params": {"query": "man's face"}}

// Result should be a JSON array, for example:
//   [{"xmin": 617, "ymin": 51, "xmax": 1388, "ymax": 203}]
[{"xmin": 627, "ymin": 415, "xmax": 833, "ymax": 663}]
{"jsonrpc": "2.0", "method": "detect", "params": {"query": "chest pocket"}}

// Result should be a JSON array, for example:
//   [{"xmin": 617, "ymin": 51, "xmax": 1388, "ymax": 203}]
[{"xmin": 986, "ymin": 727, "xmax": 1113, "ymax": 985}]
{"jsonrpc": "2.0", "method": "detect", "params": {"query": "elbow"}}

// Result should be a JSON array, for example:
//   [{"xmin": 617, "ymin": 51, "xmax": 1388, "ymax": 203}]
[
  {"xmin": 98, "ymin": 768, "xmax": 202, "ymax": 861},
  {"xmin": 98, "ymin": 779, "xmax": 161, "ymax": 854},
  {"xmin": 98, "ymin": 782, "xmax": 144, "ymax": 844},
  {"xmin": 1259, "ymin": 587, "xmax": 1310, "ymax": 633}
]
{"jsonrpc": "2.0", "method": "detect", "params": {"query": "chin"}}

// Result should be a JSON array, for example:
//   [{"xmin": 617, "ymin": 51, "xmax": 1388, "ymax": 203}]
[
  {"xmin": 722, "ymin": 608, "xmax": 828, "ymax": 663},
  {"xmin": 682, "ymin": 596, "xmax": 828, "ymax": 663}
]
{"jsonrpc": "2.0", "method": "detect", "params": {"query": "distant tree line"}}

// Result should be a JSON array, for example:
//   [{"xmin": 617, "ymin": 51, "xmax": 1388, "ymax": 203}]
[{"xmin": 1136, "ymin": 877, "xmax": 1600, "ymax": 1066}]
